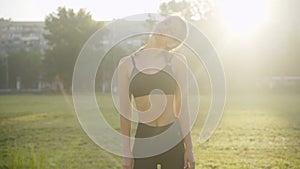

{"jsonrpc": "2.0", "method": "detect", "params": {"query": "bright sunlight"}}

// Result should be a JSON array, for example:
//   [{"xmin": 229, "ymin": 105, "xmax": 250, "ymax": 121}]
[{"xmin": 218, "ymin": 0, "xmax": 267, "ymax": 33}]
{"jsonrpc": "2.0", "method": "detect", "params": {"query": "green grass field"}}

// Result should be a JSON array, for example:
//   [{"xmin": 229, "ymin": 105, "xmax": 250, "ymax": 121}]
[{"xmin": 0, "ymin": 92, "xmax": 299, "ymax": 169}]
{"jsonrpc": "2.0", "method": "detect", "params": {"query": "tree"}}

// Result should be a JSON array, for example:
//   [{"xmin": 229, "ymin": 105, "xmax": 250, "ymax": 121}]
[
  {"xmin": 43, "ymin": 7, "xmax": 104, "ymax": 89},
  {"xmin": 159, "ymin": 0, "xmax": 216, "ymax": 21},
  {"xmin": 0, "ymin": 49, "xmax": 42, "ymax": 89},
  {"xmin": 0, "ymin": 17, "xmax": 12, "ymax": 22},
  {"xmin": 158, "ymin": 0, "xmax": 233, "ymax": 94}
]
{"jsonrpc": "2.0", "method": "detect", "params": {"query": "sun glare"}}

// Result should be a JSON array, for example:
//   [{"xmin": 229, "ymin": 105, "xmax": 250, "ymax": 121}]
[{"xmin": 218, "ymin": 0, "xmax": 267, "ymax": 34}]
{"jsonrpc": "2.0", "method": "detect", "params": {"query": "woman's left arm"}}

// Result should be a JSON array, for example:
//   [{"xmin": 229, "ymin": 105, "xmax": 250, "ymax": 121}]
[{"xmin": 173, "ymin": 54, "xmax": 195, "ymax": 169}]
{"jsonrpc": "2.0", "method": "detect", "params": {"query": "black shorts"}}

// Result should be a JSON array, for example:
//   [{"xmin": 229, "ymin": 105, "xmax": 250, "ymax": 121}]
[{"xmin": 133, "ymin": 120, "xmax": 185, "ymax": 169}]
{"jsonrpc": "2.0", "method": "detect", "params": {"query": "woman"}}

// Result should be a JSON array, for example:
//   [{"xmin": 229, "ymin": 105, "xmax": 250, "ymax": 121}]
[{"xmin": 118, "ymin": 15, "xmax": 195, "ymax": 169}]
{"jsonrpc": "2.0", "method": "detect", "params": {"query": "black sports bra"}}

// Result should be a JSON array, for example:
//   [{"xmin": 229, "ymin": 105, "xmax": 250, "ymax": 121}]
[{"xmin": 129, "ymin": 52, "xmax": 177, "ymax": 98}]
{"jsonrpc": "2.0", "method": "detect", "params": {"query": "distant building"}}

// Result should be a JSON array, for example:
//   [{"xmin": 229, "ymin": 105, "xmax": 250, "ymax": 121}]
[
  {"xmin": 0, "ymin": 21, "xmax": 48, "ymax": 91},
  {"xmin": 0, "ymin": 21, "xmax": 47, "ymax": 57}
]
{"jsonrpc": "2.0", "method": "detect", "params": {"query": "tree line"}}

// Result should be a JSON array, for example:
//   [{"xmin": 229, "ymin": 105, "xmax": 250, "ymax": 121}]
[
  {"xmin": 0, "ymin": 1, "xmax": 215, "ymax": 92},
  {"xmin": 0, "ymin": 0, "xmax": 299, "ymax": 93}
]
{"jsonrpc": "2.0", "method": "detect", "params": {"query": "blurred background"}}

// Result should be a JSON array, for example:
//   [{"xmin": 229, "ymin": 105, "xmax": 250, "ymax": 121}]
[
  {"xmin": 0, "ymin": 0, "xmax": 299, "ymax": 94},
  {"xmin": 0, "ymin": 0, "xmax": 299, "ymax": 168}
]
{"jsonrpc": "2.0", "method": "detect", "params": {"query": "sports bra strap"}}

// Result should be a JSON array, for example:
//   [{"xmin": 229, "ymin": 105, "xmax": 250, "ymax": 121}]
[
  {"xmin": 130, "ymin": 54, "xmax": 137, "ymax": 68},
  {"xmin": 164, "ymin": 54, "xmax": 172, "ymax": 66}
]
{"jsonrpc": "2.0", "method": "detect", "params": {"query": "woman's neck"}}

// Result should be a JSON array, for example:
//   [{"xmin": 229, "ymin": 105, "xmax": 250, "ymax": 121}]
[{"xmin": 143, "ymin": 39, "xmax": 165, "ymax": 50}]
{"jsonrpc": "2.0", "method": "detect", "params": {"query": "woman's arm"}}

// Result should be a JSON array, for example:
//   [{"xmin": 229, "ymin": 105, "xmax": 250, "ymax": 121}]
[
  {"xmin": 173, "ymin": 54, "xmax": 195, "ymax": 168},
  {"xmin": 118, "ymin": 57, "xmax": 133, "ymax": 157},
  {"xmin": 173, "ymin": 54, "xmax": 193, "ymax": 149}
]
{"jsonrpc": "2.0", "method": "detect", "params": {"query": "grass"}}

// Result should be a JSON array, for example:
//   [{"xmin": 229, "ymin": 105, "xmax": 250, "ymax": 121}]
[{"xmin": 0, "ymin": 92, "xmax": 299, "ymax": 168}]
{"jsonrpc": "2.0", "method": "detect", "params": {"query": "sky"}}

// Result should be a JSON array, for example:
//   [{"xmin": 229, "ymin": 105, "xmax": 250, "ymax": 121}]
[
  {"xmin": 0, "ymin": 0, "xmax": 167, "ymax": 21},
  {"xmin": 1, "ymin": 0, "xmax": 299, "ymax": 35}
]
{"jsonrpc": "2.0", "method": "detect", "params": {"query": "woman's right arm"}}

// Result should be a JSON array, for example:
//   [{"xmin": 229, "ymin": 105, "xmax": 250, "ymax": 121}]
[{"xmin": 118, "ymin": 57, "xmax": 134, "ymax": 169}]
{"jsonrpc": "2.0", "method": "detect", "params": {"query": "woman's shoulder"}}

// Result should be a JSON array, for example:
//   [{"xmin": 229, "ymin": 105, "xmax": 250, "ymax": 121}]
[
  {"xmin": 118, "ymin": 55, "xmax": 135, "ymax": 73},
  {"xmin": 118, "ymin": 55, "xmax": 134, "ymax": 66},
  {"xmin": 119, "ymin": 55, "xmax": 130, "ymax": 65}
]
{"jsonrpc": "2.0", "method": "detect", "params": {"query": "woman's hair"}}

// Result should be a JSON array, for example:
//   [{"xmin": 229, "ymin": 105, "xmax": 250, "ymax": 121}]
[{"xmin": 153, "ymin": 15, "xmax": 188, "ymax": 43}]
